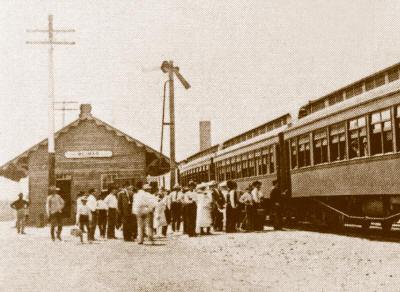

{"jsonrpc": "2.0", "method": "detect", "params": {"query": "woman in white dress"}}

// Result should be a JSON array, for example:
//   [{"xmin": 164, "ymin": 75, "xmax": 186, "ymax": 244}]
[
  {"xmin": 153, "ymin": 193, "xmax": 168, "ymax": 237},
  {"xmin": 195, "ymin": 183, "xmax": 213, "ymax": 235}
]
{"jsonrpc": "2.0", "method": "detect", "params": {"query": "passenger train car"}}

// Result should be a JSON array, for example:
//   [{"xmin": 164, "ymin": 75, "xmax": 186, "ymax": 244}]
[{"xmin": 179, "ymin": 62, "xmax": 400, "ymax": 231}]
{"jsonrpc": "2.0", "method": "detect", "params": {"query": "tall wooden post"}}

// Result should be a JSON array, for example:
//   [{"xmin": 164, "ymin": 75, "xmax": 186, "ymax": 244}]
[
  {"xmin": 168, "ymin": 61, "xmax": 177, "ymax": 187},
  {"xmin": 26, "ymin": 15, "xmax": 75, "ymax": 194}
]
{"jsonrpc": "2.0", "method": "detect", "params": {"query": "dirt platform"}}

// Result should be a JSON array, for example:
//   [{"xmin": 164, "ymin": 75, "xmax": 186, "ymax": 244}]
[{"xmin": 0, "ymin": 222, "xmax": 399, "ymax": 291}]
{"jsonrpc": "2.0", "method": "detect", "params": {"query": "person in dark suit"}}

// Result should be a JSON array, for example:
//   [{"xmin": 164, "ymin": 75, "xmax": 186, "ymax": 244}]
[
  {"xmin": 118, "ymin": 183, "xmax": 136, "ymax": 241},
  {"xmin": 270, "ymin": 179, "xmax": 282, "ymax": 230}
]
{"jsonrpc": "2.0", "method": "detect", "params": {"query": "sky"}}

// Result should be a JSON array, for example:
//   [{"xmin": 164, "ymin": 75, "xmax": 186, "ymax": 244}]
[{"xmin": 2, "ymin": 0, "xmax": 400, "ymax": 198}]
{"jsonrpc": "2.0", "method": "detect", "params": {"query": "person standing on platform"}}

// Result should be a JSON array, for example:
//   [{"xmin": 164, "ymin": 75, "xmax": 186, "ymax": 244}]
[
  {"xmin": 153, "ymin": 192, "xmax": 168, "ymax": 237},
  {"xmin": 86, "ymin": 189, "xmax": 98, "ymax": 241},
  {"xmin": 118, "ymin": 183, "xmax": 135, "ymax": 241},
  {"xmin": 76, "ymin": 191, "xmax": 87, "ymax": 232},
  {"xmin": 239, "ymin": 186, "xmax": 255, "ymax": 231},
  {"xmin": 169, "ymin": 184, "xmax": 183, "ymax": 233},
  {"xmin": 96, "ymin": 191, "xmax": 108, "ymax": 239},
  {"xmin": 75, "ymin": 197, "xmax": 92, "ymax": 242},
  {"xmin": 251, "ymin": 181, "xmax": 265, "ymax": 231},
  {"xmin": 133, "ymin": 182, "xmax": 158, "ymax": 244},
  {"xmin": 270, "ymin": 179, "xmax": 283, "ymax": 230},
  {"xmin": 195, "ymin": 183, "xmax": 213, "ymax": 235},
  {"xmin": 225, "ymin": 181, "xmax": 238, "ymax": 233},
  {"xmin": 104, "ymin": 186, "xmax": 118, "ymax": 239},
  {"xmin": 183, "ymin": 181, "xmax": 197, "ymax": 237},
  {"xmin": 10, "ymin": 193, "xmax": 29, "ymax": 234},
  {"xmin": 46, "ymin": 187, "xmax": 65, "ymax": 241},
  {"xmin": 209, "ymin": 181, "xmax": 224, "ymax": 232}
]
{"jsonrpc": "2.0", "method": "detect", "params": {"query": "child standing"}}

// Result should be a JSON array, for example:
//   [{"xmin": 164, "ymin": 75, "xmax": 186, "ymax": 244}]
[{"xmin": 76, "ymin": 197, "xmax": 92, "ymax": 243}]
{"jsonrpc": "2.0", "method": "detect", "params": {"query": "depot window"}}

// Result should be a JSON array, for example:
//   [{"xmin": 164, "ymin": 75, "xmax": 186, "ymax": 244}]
[
  {"xmin": 349, "ymin": 116, "xmax": 368, "ymax": 158},
  {"xmin": 370, "ymin": 109, "xmax": 393, "ymax": 155},
  {"xmin": 298, "ymin": 135, "xmax": 311, "ymax": 167},
  {"xmin": 290, "ymin": 140, "xmax": 298, "ymax": 169},
  {"xmin": 231, "ymin": 157, "xmax": 237, "ymax": 179},
  {"xmin": 248, "ymin": 152, "xmax": 255, "ymax": 177},
  {"xmin": 329, "ymin": 123, "xmax": 347, "ymax": 161},
  {"xmin": 313, "ymin": 129, "xmax": 328, "ymax": 165}
]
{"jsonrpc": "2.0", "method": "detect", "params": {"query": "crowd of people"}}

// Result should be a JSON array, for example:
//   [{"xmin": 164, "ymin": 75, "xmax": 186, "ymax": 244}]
[{"xmin": 11, "ymin": 178, "xmax": 283, "ymax": 243}]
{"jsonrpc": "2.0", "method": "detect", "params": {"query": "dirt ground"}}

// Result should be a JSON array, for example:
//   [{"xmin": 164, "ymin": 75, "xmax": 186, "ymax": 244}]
[{"xmin": 1, "ymin": 222, "xmax": 400, "ymax": 291}]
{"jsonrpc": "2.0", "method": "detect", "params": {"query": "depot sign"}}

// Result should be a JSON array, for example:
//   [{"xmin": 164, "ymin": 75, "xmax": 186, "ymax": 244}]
[{"xmin": 64, "ymin": 150, "xmax": 113, "ymax": 158}]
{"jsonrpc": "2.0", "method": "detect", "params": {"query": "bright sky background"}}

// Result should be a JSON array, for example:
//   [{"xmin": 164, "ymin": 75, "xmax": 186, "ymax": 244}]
[{"xmin": 2, "ymin": 0, "xmax": 400, "ymax": 198}]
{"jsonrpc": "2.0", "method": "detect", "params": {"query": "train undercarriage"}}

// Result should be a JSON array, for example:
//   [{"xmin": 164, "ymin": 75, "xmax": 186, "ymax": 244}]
[{"xmin": 283, "ymin": 195, "xmax": 400, "ymax": 232}]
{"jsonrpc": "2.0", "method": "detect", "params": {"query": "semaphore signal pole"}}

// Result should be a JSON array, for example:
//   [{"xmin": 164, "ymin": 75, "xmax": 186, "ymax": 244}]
[
  {"xmin": 161, "ymin": 60, "xmax": 190, "ymax": 187},
  {"xmin": 26, "ymin": 15, "xmax": 75, "ymax": 194}
]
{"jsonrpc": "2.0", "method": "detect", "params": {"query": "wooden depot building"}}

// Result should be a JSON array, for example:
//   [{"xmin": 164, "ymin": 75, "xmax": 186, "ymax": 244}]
[{"xmin": 0, "ymin": 104, "xmax": 170, "ymax": 225}]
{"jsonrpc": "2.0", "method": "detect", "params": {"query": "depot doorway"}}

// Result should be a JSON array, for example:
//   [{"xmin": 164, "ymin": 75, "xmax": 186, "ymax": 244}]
[{"xmin": 56, "ymin": 177, "xmax": 72, "ymax": 218}]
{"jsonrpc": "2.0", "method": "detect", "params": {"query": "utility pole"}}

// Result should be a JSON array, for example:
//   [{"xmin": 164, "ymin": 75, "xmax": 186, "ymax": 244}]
[
  {"xmin": 26, "ymin": 15, "xmax": 75, "ymax": 193},
  {"xmin": 54, "ymin": 101, "xmax": 79, "ymax": 127},
  {"xmin": 161, "ymin": 60, "xmax": 190, "ymax": 188}
]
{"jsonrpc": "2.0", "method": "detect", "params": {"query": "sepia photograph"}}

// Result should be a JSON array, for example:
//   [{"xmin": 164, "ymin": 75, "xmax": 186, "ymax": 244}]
[{"xmin": 1, "ymin": 1, "xmax": 400, "ymax": 291}]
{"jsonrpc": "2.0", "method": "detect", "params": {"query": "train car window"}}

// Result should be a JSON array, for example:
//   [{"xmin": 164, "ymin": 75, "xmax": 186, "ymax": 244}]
[
  {"xmin": 365, "ymin": 74, "xmax": 386, "ymax": 91},
  {"xmin": 375, "ymin": 74, "xmax": 385, "ymax": 87},
  {"xmin": 230, "ymin": 157, "xmax": 236, "ymax": 179},
  {"xmin": 313, "ymin": 129, "xmax": 328, "ymax": 165},
  {"xmin": 236, "ymin": 157, "xmax": 242, "ymax": 178},
  {"xmin": 225, "ymin": 159, "xmax": 231, "ymax": 180},
  {"xmin": 255, "ymin": 150, "xmax": 262, "ymax": 176},
  {"xmin": 349, "ymin": 117, "xmax": 368, "ymax": 158},
  {"xmin": 388, "ymin": 69, "xmax": 399, "ymax": 82},
  {"xmin": 330, "ymin": 123, "xmax": 347, "ymax": 161},
  {"xmin": 248, "ymin": 152, "xmax": 255, "ymax": 176},
  {"xmin": 298, "ymin": 135, "xmax": 311, "ymax": 167},
  {"xmin": 269, "ymin": 146, "xmax": 275, "ymax": 173},
  {"xmin": 328, "ymin": 93, "xmax": 344, "ymax": 106},
  {"xmin": 241, "ymin": 154, "xmax": 248, "ymax": 178},
  {"xmin": 290, "ymin": 140, "xmax": 297, "ymax": 169},
  {"xmin": 370, "ymin": 109, "xmax": 393, "ymax": 155}
]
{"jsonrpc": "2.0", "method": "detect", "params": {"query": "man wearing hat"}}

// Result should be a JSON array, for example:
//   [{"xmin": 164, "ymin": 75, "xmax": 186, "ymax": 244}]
[
  {"xmin": 270, "ymin": 179, "xmax": 282, "ymax": 230},
  {"xmin": 168, "ymin": 184, "xmax": 183, "ymax": 232},
  {"xmin": 10, "ymin": 193, "xmax": 29, "ymax": 234},
  {"xmin": 133, "ymin": 182, "xmax": 158, "ymax": 244},
  {"xmin": 182, "ymin": 181, "xmax": 197, "ymax": 237},
  {"xmin": 46, "ymin": 186, "xmax": 65, "ymax": 241},
  {"xmin": 208, "ymin": 181, "xmax": 224, "ymax": 232}
]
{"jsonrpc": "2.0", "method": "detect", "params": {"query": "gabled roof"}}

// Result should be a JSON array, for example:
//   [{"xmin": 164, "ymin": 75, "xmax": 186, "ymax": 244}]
[{"xmin": 0, "ymin": 113, "xmax": 170, "ymax": 181}]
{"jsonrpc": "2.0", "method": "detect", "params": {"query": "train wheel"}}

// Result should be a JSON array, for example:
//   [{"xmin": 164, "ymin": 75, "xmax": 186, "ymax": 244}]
[{"xmin": 381, "ymin": 221, "xmax": 393, "ymax": 232}]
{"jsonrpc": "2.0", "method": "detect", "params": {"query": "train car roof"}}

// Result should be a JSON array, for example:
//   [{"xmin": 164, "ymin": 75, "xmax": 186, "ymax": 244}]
[
  {"xmin": 214, "ymin": 124, "xmax": 288, "ymax": 162},
  {"xmin": 286, "ymin": 78, "xmax": 400, "ymax": 136},
  {"xmin": 297, "ymin": 62, "xmax": 400, "ymax": 119}
]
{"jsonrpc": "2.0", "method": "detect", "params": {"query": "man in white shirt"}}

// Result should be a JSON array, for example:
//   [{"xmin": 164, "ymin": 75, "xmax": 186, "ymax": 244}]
[
  {"xmin": 46, "ymin": 186, "xmax": 65, "ymax": 241},
  {"xmin": 251, "ymin": 181, "xmax": 264, "ymax": 231},
  {"xmin": 132, "ymin": 182, "xmax": 158, "ymax": 244},
  {"xmin": 76, "ymin": 197, "xmax": 92, "ymax": 242},
  {"xmin": 104, "ymin": 186, "xmax": 118, "ymax": 239},
  {"xmin": 86, "ymin": 188, "xmax": 98, "ymax": 241},
  {"xmin": 169, "ymin": 184, "xmax": 183, "ymax": 232}
]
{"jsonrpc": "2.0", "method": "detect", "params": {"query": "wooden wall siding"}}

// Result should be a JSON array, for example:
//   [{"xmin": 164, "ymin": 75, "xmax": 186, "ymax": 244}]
[{"xmin": 26, "ymin": 119, "xmax": 148, "ymax": 224}]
